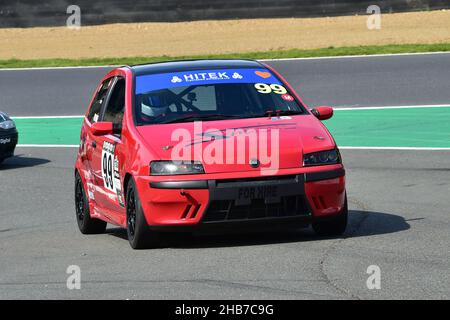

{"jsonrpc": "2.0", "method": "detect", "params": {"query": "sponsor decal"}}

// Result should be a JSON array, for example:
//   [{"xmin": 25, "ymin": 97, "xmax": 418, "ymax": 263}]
[
  {"xmin": 135, "ymin": 68, "xmax": 281, "ymax": 94},
  {"xmin": 101, "ymin": 141, "xmax": 124, "ymax": 206},
  {"xmin": 170, "ymin": 72, "xmax": 240, "ymax": 83},
  {"xmin": 271, "ymin": 116, "xmax": 292, "ymax": 121},
  {"xmin": 232, "ymin": 72, "xmax": 243, "ymax": 79},
  {"xmin": 86, "ymin": 182, "xmax": 95, "ymax": 200},
  {"xmin": 182, "ymin": 71, "xmax": 231, "ymax": 82},
  {"xmin": 281, "ymin": 94, "xmax": 294, "ymax": 101},
  {"xmin": 113, "ymin": 156, "xmax": 124, "ymax": 207},
  {"xmin": 116, "ymin": 189, "xmax": 124, "ymax": 207},
  {"xmin": 170, "ymin": 76, "xmax": 182, "ymax": 83},
  {"xmin": 254, "ymin": 83, "xmax": 288, "ymax": 95},
  {"xmin": 101, "ymin": 141, "xmax": 116, "ymax": 193},
  {"xmin": 0, "ymin": 138, "xmax": 11, "ymax": 145},
  {"xmin": 255, "ymin": 71, "xmax": 272, "ymax": 79}
]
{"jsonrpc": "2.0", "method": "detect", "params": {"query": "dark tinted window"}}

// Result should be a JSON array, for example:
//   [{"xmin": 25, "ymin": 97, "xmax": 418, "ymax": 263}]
[
  {"xmin": 103, "ymin": 78, "xmax": 125, "ymax": 124},
  {"xmin": 135, "ymin": 83, "xmax": 303, "ymax": 125},
  {"xmin": 87, "ymin": 78, "xmax": 113, "ymax": 123},
  {"xmin": 134, "ymin": 68, "xmax": 304, "ymax": 125}
]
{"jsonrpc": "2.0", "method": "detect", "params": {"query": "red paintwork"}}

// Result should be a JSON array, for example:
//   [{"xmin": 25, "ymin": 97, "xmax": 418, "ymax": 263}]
[
  {"xmin": 75, "ymin": 64, "xmax": 346, "ymax": 228},
  {"xmin": 314, "ymin": 106, "xmax": 334, "ymax": 121},
  {"xmin": 91, "ymin": 121, "xmax": 113, "ymax": 136}
]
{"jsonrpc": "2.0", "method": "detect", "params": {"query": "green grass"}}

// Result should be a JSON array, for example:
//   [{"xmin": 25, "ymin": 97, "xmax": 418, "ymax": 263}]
[{"xmin": 1, "ymin": 43, "xmax": 450, "ymax": 68}]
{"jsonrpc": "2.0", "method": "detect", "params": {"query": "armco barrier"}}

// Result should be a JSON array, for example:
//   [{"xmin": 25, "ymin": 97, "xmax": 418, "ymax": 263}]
[{"xmin": 0, "ymin": 0, "xmax": 449, "ymax": 27}]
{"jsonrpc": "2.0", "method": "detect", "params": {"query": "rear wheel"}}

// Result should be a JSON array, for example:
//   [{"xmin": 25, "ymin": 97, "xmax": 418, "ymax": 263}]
[
  {"xmin": 75, "ymin": 172, "xmax": 107, "ymax": 234},
  {"xmin": 312, "ymin": 195, "xmax": 348, "ymax": 236},
  {"xmin": 126, "ymin": 178, "xmax": 160, "ymax": 249}
]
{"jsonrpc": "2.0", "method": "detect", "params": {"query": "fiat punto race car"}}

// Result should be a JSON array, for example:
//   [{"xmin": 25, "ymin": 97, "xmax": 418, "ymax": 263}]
[
  {"xmin": 75, "ymin": 60, "xmax": 347, "ymax": 249},
  {"xmin": 0, "ymin": 112, "xmax": 18, "ymax": 165}
]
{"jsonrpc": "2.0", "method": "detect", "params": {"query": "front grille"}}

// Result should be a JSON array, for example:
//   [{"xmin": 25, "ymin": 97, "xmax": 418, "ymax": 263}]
[{"xmin": 203, "ymin": 195, "xmax": 309, "ymax": 222}]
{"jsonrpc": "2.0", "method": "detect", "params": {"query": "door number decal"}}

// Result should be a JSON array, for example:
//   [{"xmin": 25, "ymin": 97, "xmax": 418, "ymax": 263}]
[{"xmin": 101, "ymin": 141, "xmax": 116, "ymax": 192}]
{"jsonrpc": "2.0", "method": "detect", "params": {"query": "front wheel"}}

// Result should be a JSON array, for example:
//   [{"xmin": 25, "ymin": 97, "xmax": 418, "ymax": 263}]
[
  {"xmin": 312, "ymin": 196, "xmax": 348, "ymax": 236},
  {"xmin": 126, "ymin": 178, "xmax": 160, "ymax": 249},
  {"xmin": 75, "ymin": 172, "xmax": 107, "ymax": 234}
]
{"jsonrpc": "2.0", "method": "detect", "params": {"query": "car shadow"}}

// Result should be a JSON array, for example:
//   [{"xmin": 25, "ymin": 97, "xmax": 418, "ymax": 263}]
[
  {"xmin": 106, "ymin": 210, "xmax": 410, "ymax": 249},
  {"xmin": 0, "ymin": 154, "xmax": 50, "ymax": 170},
  {"xmin": 106, "ymin": 228, "xmax": 128, "ymax": 241}
]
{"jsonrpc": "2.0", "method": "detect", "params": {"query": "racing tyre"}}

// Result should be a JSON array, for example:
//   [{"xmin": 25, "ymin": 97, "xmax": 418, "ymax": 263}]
[
  {"xmin": 0, "ymin": 158, "xmax": 3, "ymax": 165},
  {"xmin": 126, "ymin": 178, "xmax": 160, "ymax": 249},
  {"xmin": 75, "ymin": 172, "xmax": 107, "ymax": 234},
  {"xmin": 312, "ymin": 195, "xmax": 348, "ymax": 236}
]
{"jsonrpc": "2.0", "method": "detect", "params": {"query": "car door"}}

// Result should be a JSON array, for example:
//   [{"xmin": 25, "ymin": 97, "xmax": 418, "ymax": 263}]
[
  {"xmin": 83, "ymin": 77, "xmax": 114, "ymax": 200},
  {"xmin": 89, "ymin": 76, "xmax": 127, "ymax": 219}
]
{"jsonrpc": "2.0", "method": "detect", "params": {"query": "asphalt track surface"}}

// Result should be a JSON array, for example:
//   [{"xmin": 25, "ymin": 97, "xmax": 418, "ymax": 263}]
[
  {"xmin": 1, "ymin": 53, "xmax": 450, "ymax": 116},
  {"xmin": 0, "ymin": 53, "xmax": 450, "ymax": 299}
]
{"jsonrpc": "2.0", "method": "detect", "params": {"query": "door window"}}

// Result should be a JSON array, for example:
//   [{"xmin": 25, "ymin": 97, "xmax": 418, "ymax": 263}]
[
  {"xmin": 103, "ymin": 78, "xmax": 126, "ymax": 126},
  {"xmin": 87, "ymin": 78, "xmax": 113, "ymax": 123}
]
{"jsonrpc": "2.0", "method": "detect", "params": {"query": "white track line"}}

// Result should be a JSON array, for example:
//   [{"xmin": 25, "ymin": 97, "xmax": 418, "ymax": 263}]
[
  {"xmin": 13, "ymin": 103, "xmax": 450, "ymax": 150},
  {"xmin": 11, "ymin": 104, "xmax": 450, "ymax": 119},
  {"xmin": 16, "ymin": 145, "xmax": 450, "ymax": 151},
  {"xmin": 260, "ymin": 51, "xmax": 450, "ymax": 62},
  {"xmin": 334, "ymin": 104, "xmax": 450, "ymax": 111},
  {"xmin": 17, "ymin": 144, "xmax": 79, "ymax": 148},
  {"xmin": 339, "ymin": 146, "xmax": 450, "ymax": 151},
  {"xmin": 12, "ymin": 115, "xmax": 84, "ymax": 119}
]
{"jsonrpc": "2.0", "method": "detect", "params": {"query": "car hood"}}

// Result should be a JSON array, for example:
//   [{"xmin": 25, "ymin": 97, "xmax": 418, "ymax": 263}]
[{"xmin": 136, "ymin": 115, "xmax": 335, "ymax": 174}]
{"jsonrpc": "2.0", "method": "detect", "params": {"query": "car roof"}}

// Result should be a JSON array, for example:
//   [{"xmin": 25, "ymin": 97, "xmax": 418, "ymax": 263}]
[{"xmin": 129, "ymin": 59, "xmax": 265, "ymax": 76}]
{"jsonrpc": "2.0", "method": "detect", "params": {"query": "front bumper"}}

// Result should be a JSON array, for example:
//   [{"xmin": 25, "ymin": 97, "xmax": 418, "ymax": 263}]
[
  {"xmin": 0, "ymin": 130, "xmax": 18, "ymax": 159},
  {"xmin": 134, "ymin": 166, "xmax": 346, "ymax": 229}
]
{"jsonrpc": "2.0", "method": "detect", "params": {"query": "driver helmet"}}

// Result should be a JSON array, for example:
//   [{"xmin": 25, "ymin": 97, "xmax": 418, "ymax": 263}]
[{"xmin": 140, "ymin": 94, "xmax": 169, "ymax": 118}]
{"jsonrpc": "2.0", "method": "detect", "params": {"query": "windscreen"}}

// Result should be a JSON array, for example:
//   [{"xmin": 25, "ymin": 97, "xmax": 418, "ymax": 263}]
[{"xmin": 134, "ymin": 68, "xmax": 305, "ymax": 125}]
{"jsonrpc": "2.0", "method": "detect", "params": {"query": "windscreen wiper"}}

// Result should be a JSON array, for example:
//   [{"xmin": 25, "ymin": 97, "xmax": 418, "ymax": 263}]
[
  {"xmin": 264, "ymin": 109, "xmax": 302, "ymax": 117},
  {"xmin": 160, "ymin": 114, "xmax": 243, "ymax": 124}
]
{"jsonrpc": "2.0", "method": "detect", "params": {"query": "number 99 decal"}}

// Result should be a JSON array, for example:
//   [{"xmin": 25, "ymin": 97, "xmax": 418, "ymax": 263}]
[
  {"xmin": 101, "ymin": 142, "xmax": 116, "ymax": 192},
  {"xmin": 254, "ymin": 83, "xmax": 288, "ymax": 95}
]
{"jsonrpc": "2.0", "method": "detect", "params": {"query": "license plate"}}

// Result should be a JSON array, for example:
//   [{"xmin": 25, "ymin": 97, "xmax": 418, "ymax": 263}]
[{"xmin": 237, "ymin": 185, "xmax": 278, "ymax": 200}]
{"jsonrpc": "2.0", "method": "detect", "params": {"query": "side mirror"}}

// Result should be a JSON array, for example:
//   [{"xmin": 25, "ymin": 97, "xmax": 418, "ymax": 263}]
[
  {"xmin": 311, "ymin": 106, "xmax": 333, "ymax": 121},
  {"xmin": 91, "ymin": 122, "xmax": 113, "ymax": 136}
]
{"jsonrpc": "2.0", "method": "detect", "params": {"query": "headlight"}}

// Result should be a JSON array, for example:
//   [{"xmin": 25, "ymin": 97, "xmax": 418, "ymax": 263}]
[
  {"xmin": 150, "ymin": 160, "xmax": 205, "ymax": 176},
  {"xmin": 303, "ymin": 149, "xmax": 341, "ymax": 166},
  {"xmin": 0, "ymin": 120, "xmax": 15, "ymax": 130}
]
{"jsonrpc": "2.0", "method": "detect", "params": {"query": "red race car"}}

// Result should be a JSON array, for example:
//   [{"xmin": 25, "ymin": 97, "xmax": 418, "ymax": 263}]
[{"xmin": 75, "ymin": 59, "xmax": 347, "ymax": 249}]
